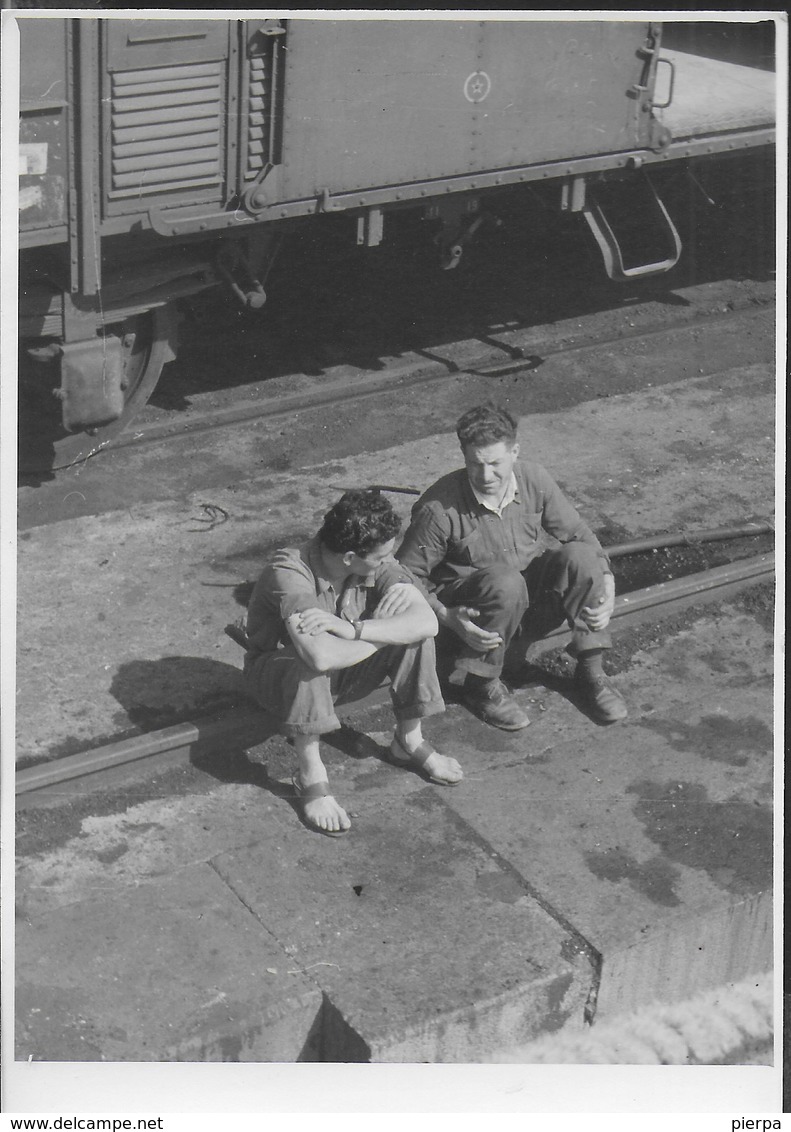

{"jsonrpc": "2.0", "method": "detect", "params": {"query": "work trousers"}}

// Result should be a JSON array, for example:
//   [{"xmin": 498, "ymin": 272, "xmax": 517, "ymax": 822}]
[
  {"xmin": 244, "ymin": 636, "xmax": 445, "ymax": 737},
  {"xmin": 436, "ymin": 543, "xmax": 612, "ymax": 679}
]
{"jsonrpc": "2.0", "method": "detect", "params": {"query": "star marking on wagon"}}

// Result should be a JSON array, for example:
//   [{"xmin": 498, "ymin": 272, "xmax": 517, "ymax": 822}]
[{"xmin": 464, "ymin": 71, "xmax": 492, "ymax": 103}]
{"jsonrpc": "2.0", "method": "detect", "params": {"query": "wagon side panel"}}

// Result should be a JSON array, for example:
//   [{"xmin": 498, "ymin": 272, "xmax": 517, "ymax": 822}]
[
  {"xmin": 472, "ymin": 22, "xmax": 656, "ymax": 169},
  {"xmin": 276, "ymin": 20, "xmax": 657, "ymax": 202}
]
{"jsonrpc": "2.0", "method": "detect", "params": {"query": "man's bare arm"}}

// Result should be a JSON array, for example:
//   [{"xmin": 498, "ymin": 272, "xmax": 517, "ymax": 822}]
[
  {"xmin": 366, "ymin": 583, "xmax": 438, "ymax": 643},
  {"xmin": 285, "ymin": 613, "xmax": 380, "ymax": 673},
  {"xmin": 297, "ymin": 584, "xmax": 438, "ymax": 648}
]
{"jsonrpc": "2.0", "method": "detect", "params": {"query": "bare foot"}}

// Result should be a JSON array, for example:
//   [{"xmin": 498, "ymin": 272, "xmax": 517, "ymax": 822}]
[
  {"xmin": 392, "ymin": 735, "xmax": 464, "ymax": 786},
  {"xmin": 294, "ymin": 775, "xmax": 351, "ymax": 835},
  {"xmin": 303, "ymin": 793, "xmax": 351, "ymax": 835},
  {"xmin": 422, "ymin": 750, "xmax": 463, "ymax": 785}
]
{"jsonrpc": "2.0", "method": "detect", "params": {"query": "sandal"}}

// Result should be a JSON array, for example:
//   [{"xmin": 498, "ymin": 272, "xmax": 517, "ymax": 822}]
[
  {"xmin": 389, "ymin": 736, "xmax": 462, "ymax": 787},
  {"xmin": 292, "ymin": 774, "xmax": 350, "ymax": 837}
]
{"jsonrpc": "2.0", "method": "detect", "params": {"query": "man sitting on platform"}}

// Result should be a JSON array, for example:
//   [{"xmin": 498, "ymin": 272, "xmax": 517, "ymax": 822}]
[
  {"xmin": 243, "ymin": 490, "xmax": 462, "ymax": 836},
  {"xmin": 396, "ymin": 403, "xmax": 627, "ymax": 731}
]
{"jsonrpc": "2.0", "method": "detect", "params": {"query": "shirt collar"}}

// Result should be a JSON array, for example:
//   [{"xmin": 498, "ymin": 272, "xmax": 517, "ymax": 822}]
[{"xmin": 470, "ymin": 472, "xmax": 519, "ymax": 515}]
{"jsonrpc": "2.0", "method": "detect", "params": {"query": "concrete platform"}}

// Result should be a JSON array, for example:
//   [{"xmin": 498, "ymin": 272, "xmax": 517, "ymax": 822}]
[
  {"xmin": 12, "ymin": 338, "xmax": 777, "ymax": 1067},
  {"xmin": 16, "ymin": 865, "xmax": 324, "ymax": 1062},
  {"xmin": 434, "ymin": 610, "xmax": 774, "ymax": 1020},
  {"xmin": 15, "ymin": 596, "xmax": 774, "ymax": 1062}
]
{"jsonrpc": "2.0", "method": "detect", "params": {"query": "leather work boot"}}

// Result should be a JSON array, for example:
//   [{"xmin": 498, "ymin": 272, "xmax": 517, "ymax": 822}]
[
  {"xmin": 575, "ymin": 672, "xmax": 628, "ymax": 724},
  {"xmin": 463, "ymin": 676, "xmax": 530, "ymax": 730}
]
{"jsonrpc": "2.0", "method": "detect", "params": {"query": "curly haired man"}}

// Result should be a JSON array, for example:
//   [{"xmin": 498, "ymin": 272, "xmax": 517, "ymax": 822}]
[{"xmin": 243, "ymin": 490, "xmax": 462, "ymax": 835}]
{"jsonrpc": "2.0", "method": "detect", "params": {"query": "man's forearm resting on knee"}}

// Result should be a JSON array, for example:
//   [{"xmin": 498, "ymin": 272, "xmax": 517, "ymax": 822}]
[
  {"xmin": 286, "ymin": 613, "xmax": 381, "ymax": 673},
  {"xmin": 286, "ymin": 585, "xmax": 437, "ymax": 673}
]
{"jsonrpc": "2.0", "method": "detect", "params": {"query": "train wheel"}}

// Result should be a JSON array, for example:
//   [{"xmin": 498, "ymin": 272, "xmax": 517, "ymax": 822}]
[{"xmin": 19, "ymin": 305, "xmax": 178, "ymax": 476}]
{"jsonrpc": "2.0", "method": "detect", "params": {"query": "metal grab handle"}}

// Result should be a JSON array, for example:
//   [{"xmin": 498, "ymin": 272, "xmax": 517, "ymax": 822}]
[{"xmin": 653, "ymin": 57, "xmax": 675, "ymax": 110}]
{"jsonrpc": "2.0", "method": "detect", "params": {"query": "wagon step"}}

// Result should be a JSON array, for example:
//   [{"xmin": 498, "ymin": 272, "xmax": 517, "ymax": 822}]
[{"xmin": 580, "ymin": 173, "xmax": 682, "ymax": 282}]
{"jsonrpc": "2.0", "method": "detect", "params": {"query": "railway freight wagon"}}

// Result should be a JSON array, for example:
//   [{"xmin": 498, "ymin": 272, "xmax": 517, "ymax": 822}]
[{"xmin": 15, "ymin": 16, "xmax": 776, "ymax": 468}]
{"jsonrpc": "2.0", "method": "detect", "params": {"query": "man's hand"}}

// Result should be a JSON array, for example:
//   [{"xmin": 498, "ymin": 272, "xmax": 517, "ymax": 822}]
[
  {"xmin": 444, "ymin": 606, "xmax": 503, "ymax": 652},
  {"xmin": 372, "ymin": 582, "xmax": 413, "ymax": 620},
  {"xmin": 581, "ymin": 572, "xmax": 615, "ymax": 632},
  {"xmin": 295, "ymin": 609, "xmax": 355, "ymax": 639}
]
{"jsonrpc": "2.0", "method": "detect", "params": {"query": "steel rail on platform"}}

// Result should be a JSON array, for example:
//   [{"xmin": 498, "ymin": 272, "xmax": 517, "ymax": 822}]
[{"xmin": 15, "ymin": 551, "xmax": 774, "ymax": 805}]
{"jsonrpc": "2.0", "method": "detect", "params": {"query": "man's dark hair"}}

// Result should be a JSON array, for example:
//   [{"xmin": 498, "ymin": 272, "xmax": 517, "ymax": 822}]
[
  {"xmin": 456, "ymin": 404, "xmax": 518, "ymax": 451},
  {"xmin": 319, "ymin": 490, "xmax": 402, "ymax": 556}
]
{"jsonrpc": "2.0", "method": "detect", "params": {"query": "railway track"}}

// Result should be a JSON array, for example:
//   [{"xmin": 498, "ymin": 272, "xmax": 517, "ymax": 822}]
[
  {"xmin": 15, "ymin": 546, "xmax": 774, "ymax": 808},
  {"xmin": 98, "ymin": 293, "xmax": 776, "ymax": 455},
  {"xmin": 17, "ymin": 275, "xmax": 776, "ymax": 533}
]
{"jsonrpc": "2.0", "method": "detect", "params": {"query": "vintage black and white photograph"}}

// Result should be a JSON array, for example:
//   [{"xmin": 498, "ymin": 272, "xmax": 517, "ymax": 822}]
[{"xmin": 1, "ymin": 6, "xmax": 784, "ymax": 1117}]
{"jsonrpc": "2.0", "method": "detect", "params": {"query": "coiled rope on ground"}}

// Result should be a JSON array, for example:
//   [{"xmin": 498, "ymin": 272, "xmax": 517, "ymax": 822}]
[{"xmin": 489, "ymin": 972, "xmax": 774, "ymax": 1064}]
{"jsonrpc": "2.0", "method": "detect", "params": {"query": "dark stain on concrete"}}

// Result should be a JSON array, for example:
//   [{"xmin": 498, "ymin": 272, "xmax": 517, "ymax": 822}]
[
  {"xmin": 734, "ymin": 582, "xmax": 775, "ymax": 632},
  {"xmin": 664, "ymin": 438, "xmax": 732, "ymax": 463},
  {"xmin": 266, "ymin": 453, "xmax": 293, "ymax": 472},
  {"xmin": 466, "ymin": 725, "xmax": 524, "ymax": 753},
  {"xmin": 212, "ymin": 1030, "xmax": 245, "ymax": 1062},
  {"xmin": 93, "ymin": 842, "xmax": 129, "ymax": 865},
  {"xmin": 636, "ymin": 713, "xmax": 771, "ymax": 765},
  {"xmin": 696, "ymin": 647, "xmax": 734, "ymax": 674},
  {"xmin": 348, "ymin": 766, "xmax": 391, "ymax": 790},
  {"xmin": 541, "ymin": 970, "xmax": 576, "ymax": 1034},
  {"xmin": 18, "ymin": 732, "xmax": 103, "ymax": 765},
  {"xmin": 626, "ymin": 779, "xmax": 772, "ymax": 895},
  {"xmin": 584, "ymin": 846, "xmax": 681, "ymax": 907},
  {"xmin": 652, "ymin": 642, "xmax": 692, "ymax": 680},
  {"xmin": 475, "ymin": 870, "xmax": 525, "ymax": 904},
  {"xmin": 428, "ymin": 713, "xmax": 516, "ymax": 754},
  {"xmin": 404, "ymin": 788, "xmax": 443, "ymax": 815}
]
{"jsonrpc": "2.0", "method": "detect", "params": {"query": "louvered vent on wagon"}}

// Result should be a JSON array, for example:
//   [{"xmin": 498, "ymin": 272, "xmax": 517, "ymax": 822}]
[{"xmin": 109, "ymin": 61, "xmax": 224, "ymax": 198}]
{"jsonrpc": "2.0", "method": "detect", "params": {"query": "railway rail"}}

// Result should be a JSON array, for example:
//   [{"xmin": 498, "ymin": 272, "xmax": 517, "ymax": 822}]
[
  {"xmin": 86, "ymin": 293, "xmax": 776, "ymax": 457},
  {"xmin": 17, "ymin": 272, "xmax": 776, "ymax": 538},
  {"xmin": 15, "ymin": 545, "xmax": 774, "ymax": 808}
]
